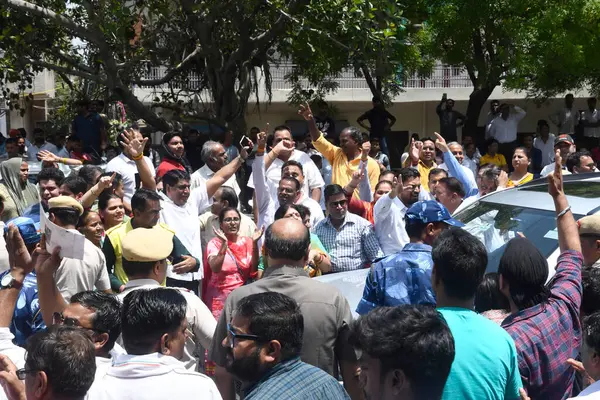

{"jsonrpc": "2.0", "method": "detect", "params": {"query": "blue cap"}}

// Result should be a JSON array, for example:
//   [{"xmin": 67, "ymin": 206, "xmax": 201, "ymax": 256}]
[
  {"xmin": 405, "ymin": 200, "xmax": 465, "ymax": 227},
  {"xmin": 4, "ymin": 217, "xmax": 41, "ymax": 246}
]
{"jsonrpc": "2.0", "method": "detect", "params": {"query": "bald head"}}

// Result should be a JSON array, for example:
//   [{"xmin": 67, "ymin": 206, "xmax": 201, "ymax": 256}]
[{"xmin": 264, "ymin": 219, "xmax": 310, "ymax": 267}]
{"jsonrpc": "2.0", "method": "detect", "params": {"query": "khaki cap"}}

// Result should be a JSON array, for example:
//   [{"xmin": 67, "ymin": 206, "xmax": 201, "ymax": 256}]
[
  {"xmin": 48, "ymin": 196, "xmax": 84, "ymax": 216},
  {"xmin": 578, "ymin": 215, "xmax": 600, "ymax": 236},
  {"xmin": 122, "ymin": 228, "xmax": 173, "ymax": 262}
]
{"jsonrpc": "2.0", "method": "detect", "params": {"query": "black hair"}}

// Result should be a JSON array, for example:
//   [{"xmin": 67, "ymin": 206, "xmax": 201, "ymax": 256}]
[
  {"xmin": 497, "ymin": 237, "xmax": 549, "ymax": 310},
  {"xmin": 486, "ymin": 138, "xmax": 500, "ymax": 148},
  {"xmin": 67, "ymin": 134, "xmax": 82, "ymax": 143},
  {"xmin": 162, "ymin": 131, "xmax": 183, "ymax": 146},
  {"xmin": 131, "ymin": 188, "xmax": 162, "ymax": 212},
  {"xmin": 379, "ymin": 170, "xmax": 396, "ymax": 181},
  {"xmin": 374, "ymin": 180, "xmax": 393, "ymax": 192},
  {"xmin": 5, "ymin": 137, "xmax": 17, "ymax": 146},
  {"xmin": 78, "ymin": 165, "xmax": 103, "ymax": 188},
  {"xmin": 281, "ymin": 160, "xmax": 304, "ymax": 175},
  {"xmin": 37, "ymin": 167, "xmax": 65, "ymax": 186},
  {"xmin": 349, "ymin": 305, "xmax": 455, "ymax": 399},
  {"xmin": 25, "ymin": 326, "xmax": 96, "ymax": 398},
  {"xmin": 428, "ymin": 168, "xmax": 448, "ymax": 180},
  {"xmin": 293, "ymin": 203, "xmax": 310, "ymax": 219},
  {"xmin": 474, "ymin": 273, "xmax": 510, "ymax": 313},
  {"xmin": 274, "ymin": 203, "xmax": 309, "ymax": 221},
  {"xmin": 218, "ymin": 206, "xmax": 241, "ymax": 224},
  {"xmin": 439, "ymin": 177, "xmax": 465, "ymax": 198},
  {"xmin": 264, "ymin": 222, "xmax": 310, "ymax": 261},
  {"xmin": 77, "ymin": 209, "xmax": 98, "ymax": 229},
  {"xmin": 421, "ymin": 137, "xmax": 436, "ymax": 147},
  {"xmin": 218, "ymin": 186, "xmax": 239, "ymax": 208},
  {"xmin": 121, "ymin": 288, "xmax": 187, "ymax": 355},
  {"xmin": 279, "ymin": 176, "xmax": 301, "ymax": 191},
  {"xmin": 272, "ymin": 125, "xmax": 292, "ymax": 135},
  {"xmin": 70, "ymin": 291, "xmax": 122, "ymax": 353},
  {"xmin": 567, "ymin": 150, "xmax": 593, "ymax": 173},
  {"xmin": 162, "ymin": 169, "xmax": 190, "ymax": 189},
  {"xmin": 537, "ymin": 119, "xmax": 549, "ymax": 128},
  {"xmin": 234, "ymin": 292, "xmax": 304, "ymax": 361},
  {"xmin": 582, "ymin": 267, "xmax": 600, "ymax": 316},
  {"xmin": 432, "ymin": 228, "xmax": 488, "ymax": 300},
  {"xmin": 341, "ymin": 126, "xmax": 363, "ymax": 145},
  {"xmin": 323, "ymin": 184, "xmax": 345, "ymax": 202},
  {"xmin": 399, "ymin": 167, "xmax": 420, "ymax": 182},
  {"xmin": 98, "ymin": 193, "xmax": 121, "ymax": 213},
  {"xmin": 49, "ymin": 207, "xmax": 80, "ymax": 227},
  {"xmin": 584, "ymin": 312, "xmax": 600, "ymax": 355},
  {"xmin": 512, "ymin": 146, "xmax": 530, "ymax": 161},
  {"xmin": 62, "ymin": 175, "xmax": 88, "ymax": 196}
]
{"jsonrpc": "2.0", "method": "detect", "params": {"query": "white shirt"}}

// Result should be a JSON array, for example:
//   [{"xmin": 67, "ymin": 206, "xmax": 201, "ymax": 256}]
[
  {"xmin": 25, "ymin": 138, "xmax": 41, "ymax": 161},
  {"xmin": 373, "ymin": 194, "xmax": 409, "ymax": 256},
  {"xmin": 462, "ymin": 156, "xmax": 479, "ymax": 177},
  {"xmin": 40, "ymin": 142, "xmax": 69, "ymax": 158},
  {"xmin": 190, "ymin": 164, "xmax": 241, "ymax": 202},
  {"xmin": 86, "ymin": 353, "xmax": 221, "ymax": 400},
  {"xmin": 551, "ymin": 107, "xmax": 579, "ymax": 134},
  {"xmin": 540, "ymin": 163, "xmax": 572, "ymax": 177},
  {"xmin": 583, "ymin": 109, "xmax": 600, "ymax": 138},
  {"xmin": 488, "ymin": 107, "xmax": 526, "ymax": 143},
  {"xmin": 533, "ymin": 134, "xmax": 556, "ymax": 167},
  {"xmin": 117, "ymin": 280, "xmax": 216, "ymax": 371},
  {"xmin": 159, "ymin": 187, "xmax": 210, "ymax": 281},
  {"xmin": 453, "ymin": 195, "xmax": 478, "ymax": 215},
  {"xmin": 105, "ymin": 154, "xmax": 156, "ymax": 203},
  {"xmin": 569, "ymin": 380, "xmax": 600, "ymax": 398},
  {"xmin": 248, "ymin": 149, "xmax": 325, "ymax": 204},
  {"xmin": 0, "ymin": 328, "xmax": 25, "ymax": 400},
  {"xmin": 54, "ymin": 235, "xmax": 110, "ymax": 302}
]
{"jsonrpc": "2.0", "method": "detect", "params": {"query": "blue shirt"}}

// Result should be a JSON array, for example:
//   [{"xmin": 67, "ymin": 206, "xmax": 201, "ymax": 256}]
[
  {"xmin": 72, "ymin": 112, "xmax": 104, "ymax": 153},
  {"xmin": 356, "ymin": 243, "xmax": 434, "ymax": 315},
  {"xmin": 243, "ymin": 357, "xmax": 350, "ymax": 400},
  {"xmin": 439, "ymin": 307, "xmax": 522, "ymax": 400},
  {"xmin": 0, "ymin": 271, "xmax": 45, "ymax": 346}
]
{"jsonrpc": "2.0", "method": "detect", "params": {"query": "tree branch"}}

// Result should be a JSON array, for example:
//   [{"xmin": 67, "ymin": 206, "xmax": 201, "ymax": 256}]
[
  {"xmin": 48, "ymin": 50, "xmax": 96, "ymax": 75},
  {"xmin": 2, "ymin": 0, "xmax": 101, "ymax": 45},
  {"xmin": 25, "ymin": 60, "xmax": 107, "ymax": 84},
  {"xmin": 133, "ymin": 46, "xmax": 204, "ymax": 86}
]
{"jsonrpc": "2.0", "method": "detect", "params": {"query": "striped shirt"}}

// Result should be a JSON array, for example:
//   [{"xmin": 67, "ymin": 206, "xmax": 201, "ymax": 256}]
[{"xmin": 314, "ymin": 212, "xmax": 383, "ymax": 272}]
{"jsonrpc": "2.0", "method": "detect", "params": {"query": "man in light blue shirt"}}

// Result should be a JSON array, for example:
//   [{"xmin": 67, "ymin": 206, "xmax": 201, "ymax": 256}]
[
  {"xmin": 432, "ymin": 228, "xmax": 522, "ymax": 400},
  {"xmin": 356, "ymin": 200, "xmax": 463, "ymax": 314}
]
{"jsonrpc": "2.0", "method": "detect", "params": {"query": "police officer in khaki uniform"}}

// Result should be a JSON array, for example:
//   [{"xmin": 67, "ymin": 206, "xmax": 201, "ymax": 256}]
[
  {"xmin": 578, "ymin": 215, "xmax": 600, "ymax": 268},
  {"xmin": 117, "ymin": 228, "xmax": 216, "ymax": 371}
]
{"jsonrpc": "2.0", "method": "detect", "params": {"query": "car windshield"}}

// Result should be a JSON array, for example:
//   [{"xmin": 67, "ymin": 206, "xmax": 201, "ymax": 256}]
[{"xmin": 455, "ymin": 202, "xmax": 583, "ymax": 274}]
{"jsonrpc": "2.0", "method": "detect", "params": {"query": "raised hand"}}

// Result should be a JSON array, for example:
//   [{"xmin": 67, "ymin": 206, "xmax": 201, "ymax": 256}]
[
  {"xmin": 273, "ymin": 137, "xmax": 295, "ymax": 158},
  {"xmin": 38, "ymin": 150, "xmax": 59, "ymax": 164},
  {"xmin": 119, "ymin": 129, "xmax": 147, "ymax": 159},
  {"xmin": 434, "ymin": 132, "xmax": 449, "ymax": 153},
  {"xmin": 408, "ymin": 138, "xmax": 421, "ymax": 163},
  {"xmin": 212, "ymin": 226, "xmax": 228, "ymax": 243},
  {"xmin": 0, "ymin": 355, "xmax": 25, "ymax": 400},
  {"xmin": 361, "ymin": 141, "xmax": 371, "ymax": 160},
  {"xmin": 5, "ymin": 225, "xmax": 34, "ymax": 277},
  {"xmin": 548, "ymin": 149, "xmax": 564, "ymax": 198},
  {"xmin": 390, "ymin": 172, "xmax": 403, "ymax": 199},
  {"xmin": 350, "ymin": 168, "xmax": 365, "ymax": 186},
  {"xmin": 252, "ymin": 226, "xmax": 265, "ymax": 242},
  {"xmin": 497, "ymin": 170, "xmax": 509, "ymax": 189},
  {"xmin": 240, "ymin": 139, "xmax": 253, "ymax": 161},
  {"xmin": 97, "ymin": 172, "xmax": 116, "ymax": 191},
  {"xmin": 257, "ymin": 131, "xmax": 267, "ymax": 149},
  {"xmin": 34, "ymin": 235, "xmax": 62, "ymax": 277},
  {"xmin": 298, "ymin": 102, "xmax": 313, "ymax": 121}
]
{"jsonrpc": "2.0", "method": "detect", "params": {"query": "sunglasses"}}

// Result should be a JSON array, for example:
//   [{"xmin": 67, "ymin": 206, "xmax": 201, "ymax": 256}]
[{"xmin": 52, "ymin": 312, "xmax": 107, "ymax": 334}]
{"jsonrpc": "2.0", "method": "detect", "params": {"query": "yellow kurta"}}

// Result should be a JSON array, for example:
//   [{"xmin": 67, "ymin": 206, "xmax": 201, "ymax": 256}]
[
  {"xmin": 403, "ymin": 158, "xmax": 437, "ymax": 192},
  {"xmin": 312, "ymin": 134, "xmax": 380, "ymax": 198}
]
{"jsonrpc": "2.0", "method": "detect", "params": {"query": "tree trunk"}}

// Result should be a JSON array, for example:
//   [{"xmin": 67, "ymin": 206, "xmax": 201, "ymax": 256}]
[{"xmin": 464, "ymin": 86, "xmax": 495, "ymax": 139}]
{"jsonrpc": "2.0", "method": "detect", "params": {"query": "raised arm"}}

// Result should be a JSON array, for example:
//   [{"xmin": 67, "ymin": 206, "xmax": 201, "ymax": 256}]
[
  {"xmin": 81, "ymin": 173, "xmax": 116, "ymax": 209},
  {"xmin": 120, "ymin": 129, "xmax": 156, "ymax": 191},
  {"xmin": 38, "ymin": 150, "xmax": 83, "ymax": 166},
  {"xmin": 298, "ymin": 103, "xmax": 321, "ymax": 142},
  {"xmin": 206, "ymin": 148, "xmax": 248, "ymax": 199},
  {"xmin": 549, "ymin": 150, "xmax": 580, "ymax": 253},
  {"xmin": 253, "ymin": 132, "xmax": 272, "ymax": 216},
  {"xmin": 207, "ymin": 232, "xmax": 228, "ymax": 274},
  {"xmin": 33, "ymin": 235, "xmax": 67, "ymax": 326},
  {"xmin": 435, "ymin": 132, "xmax": 478, "ymax": 197}
]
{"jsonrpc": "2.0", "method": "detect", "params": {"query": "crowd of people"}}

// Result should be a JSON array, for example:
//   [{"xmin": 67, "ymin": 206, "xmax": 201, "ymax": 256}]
[{"xmin": 0, "ymin": 94, "xmax": 597, "ymax": 400}]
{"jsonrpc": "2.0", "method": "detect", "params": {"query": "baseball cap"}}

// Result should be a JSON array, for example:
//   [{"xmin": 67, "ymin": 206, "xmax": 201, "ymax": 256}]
[
  {"xmin": 4, "ymin": 217, "xmax": 41, "ymax": 246},
  {"xmin": 554, "ymin": 134, "xmax": 574, "ymax": 147},
  {"xmin": 578, "ymin": 215, "xmax": 600, "ymax": 236},
  {"xmin": 405, "ymin": 200, "xmax": 465, "ymax": 227}
]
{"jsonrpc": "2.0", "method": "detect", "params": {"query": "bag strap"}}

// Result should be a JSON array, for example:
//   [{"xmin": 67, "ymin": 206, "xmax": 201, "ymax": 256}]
[{"xmin": 226, "ymin": 250, "xmax": 247, "ymax": 281}]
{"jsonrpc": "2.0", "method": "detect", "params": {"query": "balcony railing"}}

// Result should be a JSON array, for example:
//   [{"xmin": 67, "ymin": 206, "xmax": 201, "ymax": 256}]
[{"xmin": 137, "ymin": 64, "xmax": 473, "ymax": 91}]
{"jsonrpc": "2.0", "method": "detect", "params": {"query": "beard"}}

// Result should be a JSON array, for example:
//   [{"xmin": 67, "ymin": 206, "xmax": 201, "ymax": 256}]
[{"xmin": 225, "ymin": 347, "xmax": 266, "ymax": 383}]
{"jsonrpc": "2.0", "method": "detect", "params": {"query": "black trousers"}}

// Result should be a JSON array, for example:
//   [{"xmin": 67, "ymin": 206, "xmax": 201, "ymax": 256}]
[{"xmin": 166, "ymin": 277, "xmax": 200, "ymax": 296}]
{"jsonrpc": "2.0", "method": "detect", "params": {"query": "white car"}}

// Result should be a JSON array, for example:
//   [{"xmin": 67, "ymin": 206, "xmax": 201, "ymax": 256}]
[{"xmin": 316, "ymin": 173, "xmax": 600, "ymax": 315}]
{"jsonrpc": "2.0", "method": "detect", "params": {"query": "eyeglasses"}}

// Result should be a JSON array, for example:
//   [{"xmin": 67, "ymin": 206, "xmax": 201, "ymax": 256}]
[
  {"xmin": 16, "ymin": 368, "xmax": 38, "ymax": 380},
  {"xmin": 226, "ymin": 323, "xmax": 264, "ymax": 348},
  {"xmin": 223, "ymin": 217, "xmax": 240, "ymax": 223},
  {"xmin": 329, "ymin": 199, "xmax": 347, "ymax": 208},
  {"xmin": 52, "ymin": 312, "xmax": 107, "ymax": 333}
]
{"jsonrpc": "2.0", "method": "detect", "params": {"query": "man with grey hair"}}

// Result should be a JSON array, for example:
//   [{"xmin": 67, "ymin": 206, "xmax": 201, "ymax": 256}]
[{"xmin": 190, "ymin": 140, "xmax": 241, "ymax": 200}]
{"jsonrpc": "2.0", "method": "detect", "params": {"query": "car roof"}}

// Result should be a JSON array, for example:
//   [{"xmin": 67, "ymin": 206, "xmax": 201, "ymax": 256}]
[{"xmin": 478, "ymin": 172, "xmax": 600, "ymax": 216}]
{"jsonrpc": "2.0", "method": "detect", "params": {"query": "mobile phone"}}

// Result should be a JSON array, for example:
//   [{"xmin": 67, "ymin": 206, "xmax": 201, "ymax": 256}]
[
  {"xmin": 443, "ymin": 93, "xmax": 447, "ymax": 98},
  {"xmin": 239, "ymin": 135, "xmax": 250, "ymax": 147}
]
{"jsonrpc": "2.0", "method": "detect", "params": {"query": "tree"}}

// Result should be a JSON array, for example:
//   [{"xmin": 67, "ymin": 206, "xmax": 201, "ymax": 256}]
[
  {"xmin": 424, "ymin": 0, "xmax": 589, "ymax": 137},
  {"xmin": 0, "ymin": 0, "xmax": 431, "ymax": 134}
]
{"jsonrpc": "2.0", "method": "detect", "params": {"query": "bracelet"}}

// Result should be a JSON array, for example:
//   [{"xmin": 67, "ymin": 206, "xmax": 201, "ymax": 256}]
[
  {"xmin": 132, "ymin": 153, "xmax": 144, "ymax": 161},
  {"xmin": 61, "ymin": 158, "xmax": 67, "ymax": 164},
  {"xmin": 556, "ymin": 205, "xmax": 571, "ymax": 220},
  {"xmin": 257, "ymin": 146, "xmax": 266, "ymax": 153}
]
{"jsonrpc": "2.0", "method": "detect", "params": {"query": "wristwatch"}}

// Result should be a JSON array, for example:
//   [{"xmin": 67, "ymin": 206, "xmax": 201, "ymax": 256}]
[{"xmin": 0, "ymin": 273, "xmax": 23, "ymax": 290}]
